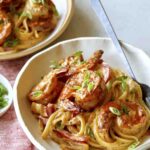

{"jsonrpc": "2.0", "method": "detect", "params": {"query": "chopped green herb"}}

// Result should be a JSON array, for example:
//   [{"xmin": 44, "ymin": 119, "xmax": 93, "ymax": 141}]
[
  {"xmin": 21, "ymin": 11, "xmax": 32, "ymax": 19},
  {"xmin": 82, "ymin": 80, "xmax": 88, "ymax": 88},
  {"xmin": 3, "ymin": 38, "xmax": 19, "ymax": 47},
  {"xmin": 88, "ymin": 82, "xmax": 94, "ymax": 92},
  {"xmin": 32, "ymin": 90, "xmax": 43, "ymax": 98},
  {"xmin": 121, "ymin": 80, "xmax": 127, "ymax": 92},
  {"xmin": 74, "ymin": 51, "xmax": 83, "ymax": 57},
  {"xmin": 0, "ymin": 83, "xmax": 8, "ymax": 109},
  {"xmin": 49, "ymin": 61, "xmax": 61, "ymax": 69},
  {"xmin": 87, "ymin": 126, "xmax": 95, "ymax": 138},
  {"xmin": 0, "ymin": 83, "xmax": 8, "ymax": 97},
  {"xmin": 32, "ymin": 0, "xmax": 45, "ymax": 5},
  {"xmin": 84, "ymin": 71, "xmax": 90, "ymax": 81},
  {"xmin": 117, "ymin": 76, "xmax": 128, "ymax": 92},
  {"xmin": 109, "ymin": 107, "xmax": 121, "ymax": 116},
  {"xmin": 72, "ymin": 85, "xmax": 81, "ymax": 90},
  {"xmin": 117, "ymin": 76, "xmax": 128, "ymax": 81},
  {"xmin": 128, "ymin": 141, "xmax": 140, "ymax": 150},
  {"xmin": 121, "ymin": 105, "xmax": 129, "ymax": 115},
  {"xmin": 80, "ymin": 61, "xmax": 86, "ymax": 64},
  {"xmin": 0, "ymin": 97, "xmax": 8, "ymax": 109}
]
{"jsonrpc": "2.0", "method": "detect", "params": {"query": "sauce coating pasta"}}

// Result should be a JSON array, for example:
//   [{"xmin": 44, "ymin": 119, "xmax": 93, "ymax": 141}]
[
  {"xmin": 0, "ymin": 0, "xmax": 59, "ymax": 54},
  {"xmin": 28, "ymin": 50, "xmax": 150, "ymax": 150}
]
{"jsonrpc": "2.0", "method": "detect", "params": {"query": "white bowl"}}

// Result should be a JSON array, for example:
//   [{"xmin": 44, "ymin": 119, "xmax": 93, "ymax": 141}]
[
  {"xmin": 0, "ymin": 0, "xmax": 74, "ymax": 60},
  {"xmin": 14, "ymin": 37, "xmax": 150, "ymax": 150},
  {"xmin": 0, "ymin": 74, "xmax": 13, "ymax": 117}
]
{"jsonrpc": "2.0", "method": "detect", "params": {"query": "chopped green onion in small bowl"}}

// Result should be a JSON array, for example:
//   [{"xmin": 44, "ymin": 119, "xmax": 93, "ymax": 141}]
[{"xmin": 0, "ymin": 74, "xmax": 13, "ymax": 117}]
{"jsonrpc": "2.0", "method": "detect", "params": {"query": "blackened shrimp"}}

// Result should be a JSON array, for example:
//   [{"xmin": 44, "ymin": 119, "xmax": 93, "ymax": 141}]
[
  {"xmin": 93, "ymin": 101, "xmax": 148, "ymax": 143},
  {"xmin": 28, "ymin": 69, "xmax": 67, "ymax": 104},
  {"xmin": 58, "ymin": 70, "xmax": 106, "ymax": 111},
  {"xmin": 0, "ymin": 0, "xmax": 12, "ymax": 7},
  {"xmin": 0, "ymin": 10, "xmax": 12, "ymax": 45}
]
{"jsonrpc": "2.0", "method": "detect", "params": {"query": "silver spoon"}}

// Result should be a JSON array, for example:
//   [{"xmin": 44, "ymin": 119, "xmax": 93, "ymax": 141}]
[{"xmin": 91, "ymin": 0, "xmax": 150, "ymax": 109}]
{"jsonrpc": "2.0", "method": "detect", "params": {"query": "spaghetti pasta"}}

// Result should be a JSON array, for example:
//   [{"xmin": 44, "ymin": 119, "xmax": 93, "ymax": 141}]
[
  {"xmin": 28, "ymin": 50, "xmax": 150, "ymax": 150},
  {"xmin": 0, "ymin": 0, "xmax": 59, "ymax": 54}
]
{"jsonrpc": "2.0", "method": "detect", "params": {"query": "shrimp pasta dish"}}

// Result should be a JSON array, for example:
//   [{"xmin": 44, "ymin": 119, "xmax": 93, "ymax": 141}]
[
  {"xmin": 0, "ymin": 0, "xmax": 58, "ymax": 54},
  {"xmin": 28, "ymin": 50, "xmax": 150, "ymax": 150}
]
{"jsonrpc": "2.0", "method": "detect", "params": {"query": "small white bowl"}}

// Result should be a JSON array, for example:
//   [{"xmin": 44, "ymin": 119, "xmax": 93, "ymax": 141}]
[{"xmin": 0, "ymin": 74, "xmax": 13, "ymax": 117}]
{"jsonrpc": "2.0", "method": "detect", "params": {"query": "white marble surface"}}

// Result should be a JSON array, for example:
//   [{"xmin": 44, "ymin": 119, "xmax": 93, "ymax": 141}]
[
  {"xmin": 56, "ymin": 0, "xmax": 150, "ymax": 56},
  {"xmin": 101, "ymin": 0, "xmax": 150, "ymax": 56},
  {"xmin": 56, "ymin": 0, "xmax": 107, "ymax": 41}
]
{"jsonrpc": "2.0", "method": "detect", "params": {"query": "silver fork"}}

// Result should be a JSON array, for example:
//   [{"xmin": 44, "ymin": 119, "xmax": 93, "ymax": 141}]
[{"xmin": 91, "ymin": 0, "xmax": 150, "ymax": 109}]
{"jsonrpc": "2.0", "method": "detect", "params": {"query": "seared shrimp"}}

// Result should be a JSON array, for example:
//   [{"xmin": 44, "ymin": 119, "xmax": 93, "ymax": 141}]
[
  {"xmin": 17, "ymin": 0, "xmax": 58, "ymax": 33},
  {"xmin": 93, "ymin": 62, "xmax": 111, "ymax": 83},
  {"xmin": 28, "ymin": 51, "xmax": 85, "ymax": 104},
  {"xmin": 28, "ymin": 69, "xmax": 67, "ymax": 104},
  {"xmin": 0, "ymin": 10, "xmax": 12, "ymax": 45},
  {"xmin": 63, "ymin": 50, "xmax": 104, "ymax": 77},
  {"xmin": 58, "ymin": 69, "xmax": 106, "ymax": 111},
  {"xmin": 0, "ymin": 0, "xmax": 12, "ymax": 7},
  {"xmin": 93, "ymin": 101, "xmax": 148, "ymax": 143}
]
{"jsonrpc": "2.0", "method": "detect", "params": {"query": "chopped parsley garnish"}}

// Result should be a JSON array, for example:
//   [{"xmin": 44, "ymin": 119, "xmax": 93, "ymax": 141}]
[
  {"xmin": 121, "ymin": 80, "xmax": 127, "ymax": 91},
  {"xmin": 32, "ymin": 0, "xmax": 45, "ymax": 5},
  {"xmin": 128, "ymin": 141, "xmax": 140, "ymax": 150},
  {"xmin": 3, "ymin": 38, "xmax": 20, "ymax": 47},
  {"xmin": 87, "ymin": 82, "xmax": 94, "ymax": 92},
  {"xmin": 21, "ymin": 11, "xmax": 32, "ymax": 19},
  {"xmin": 0, "ymin": 97, "xmax": 8, "ymax": 109},
  {"xmin": 117, "ymin": 76, "xmax": 128, "ymax": 92},
  {"xmin": 73, "ymin": 71, "xmax": 95, "ymax": 92},
  {"xmin": 109, "ymin": 107, "xmax": 121, "ymax": 116},
  {"xmin": 72, "ymin": 85, "xmax": 81, "ymax": 90},
  {"xmin": 87, "ymin": 126, "xmax": 95, "ymax": 138},
  {"xmin": 0, "ymin": 83, "xmax": 8, "ymax": 109},
  {"xmin": 80, "ymin": 60, "xmax": 86, "ymax": 65},
  {"xmin": 0, "ymin": 83, "xmax": 8, "ymax": 97},
  {"xmin": 82, "ymin": 80, "xmax": 88, "ymax": 88},
  {"xmin": 84, "ymin": 71, "xmax": 90, "ymax": 82},
  {"xmin": 32, "ymin": 90, "xmax": 43, "ymax": 98}
]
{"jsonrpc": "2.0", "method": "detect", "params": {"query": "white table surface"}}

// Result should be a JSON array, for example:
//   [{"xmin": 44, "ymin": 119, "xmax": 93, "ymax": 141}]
[{"xmin": 56, "ymin": 0, "xmax": 150, "ymax": 56}]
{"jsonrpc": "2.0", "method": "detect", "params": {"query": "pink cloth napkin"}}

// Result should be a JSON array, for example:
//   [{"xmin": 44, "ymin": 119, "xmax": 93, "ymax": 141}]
[{"xmin": 0, "ymin": 57, "xmax": 35, "ymax": 150}]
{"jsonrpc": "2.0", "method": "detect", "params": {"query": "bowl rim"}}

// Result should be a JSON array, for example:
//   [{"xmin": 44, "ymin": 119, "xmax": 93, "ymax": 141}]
[
  {"xmin": 13, "ymin": 37, "xmax": 150, "ymax": 150},
  {"xmin": 0, "ymin": 74, "xmax": 13, "ymax": 117},
  {"xmin": 0, "ymin": 0, "xmax": 74, "ymax": 61}
]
